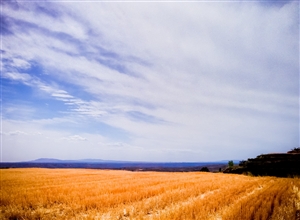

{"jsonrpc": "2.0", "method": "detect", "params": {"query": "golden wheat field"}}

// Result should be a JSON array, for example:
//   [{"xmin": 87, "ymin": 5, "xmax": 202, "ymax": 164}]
[{"xmin": 0, "ymin": 168, "xmax": 300, "ymax": 220}]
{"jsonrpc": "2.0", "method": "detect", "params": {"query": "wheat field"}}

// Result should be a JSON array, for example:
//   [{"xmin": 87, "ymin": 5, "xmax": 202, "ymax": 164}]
[{"xmin": 1, "ymin": 168, "xmax": 299, "ymax": 220}]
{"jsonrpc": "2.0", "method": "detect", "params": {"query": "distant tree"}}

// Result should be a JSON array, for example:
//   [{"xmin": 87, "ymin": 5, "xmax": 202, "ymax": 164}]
[
  {"xmin": 293, "ymin": 147, "xmax": 300, "ymax": 152},
  {"xmin": 287, "ymin": 147, "xmax": 300, "ymax": 153},
  {"xmin": 239, "ymin": 160, "xmax": 246, "ymax": 166},
  {"xmin": 228, "ymin": 160, "xmax": 234, "ymax": 168},
  {"xmin": 200, "ymin": 167, "xmax": 210, "ymax": 172}
]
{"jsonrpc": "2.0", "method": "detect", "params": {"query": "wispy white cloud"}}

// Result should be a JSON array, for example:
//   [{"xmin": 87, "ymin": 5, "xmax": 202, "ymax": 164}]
[
  {"xmin": 60, "ymin": 135, "xmax": 87, "ymax": 142},
  {"xmin": 3, "ymin": 1, "xmax": 88, "ymax": 41},
  {"xmin": 3, "ymin": 72, "xmax": 32, "ymax": 82},
  {"xmin": 2, "ymin": 130, "xmax": 28, "ymax": 136},
  {"xmin": 11, "ymin": 58, "xmax": 31, "ymax": 69}
]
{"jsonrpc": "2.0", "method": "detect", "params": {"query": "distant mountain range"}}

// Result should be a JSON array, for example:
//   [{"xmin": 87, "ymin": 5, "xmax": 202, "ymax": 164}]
[
  {"xmin": 0, "ymin": 158, "xmax": 241, "ymax": 172},
  {"xmin": 26, "ymin": 158, "xmax": 240, "ymax": 164},
  {"xmin": 27, "ymin": 158, "xmax": 122, "ymax": 163}
]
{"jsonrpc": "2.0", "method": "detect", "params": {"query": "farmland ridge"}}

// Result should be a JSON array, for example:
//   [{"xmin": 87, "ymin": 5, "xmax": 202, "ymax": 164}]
[{"xmin": 224, "ymin": 148, "xmax": 300, "ymax": 177}]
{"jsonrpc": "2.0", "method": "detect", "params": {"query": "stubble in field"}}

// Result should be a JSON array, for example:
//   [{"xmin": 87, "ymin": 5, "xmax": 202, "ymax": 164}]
[{"xmin": 1, "ymin": 168, "xmax": 299, "ymax": 219}]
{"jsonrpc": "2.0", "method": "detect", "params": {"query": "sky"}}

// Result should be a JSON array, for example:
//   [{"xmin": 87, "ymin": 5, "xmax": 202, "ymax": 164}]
[{"xmin": 1, "ymin": 0, "xmax": 299, "ymax": 162}]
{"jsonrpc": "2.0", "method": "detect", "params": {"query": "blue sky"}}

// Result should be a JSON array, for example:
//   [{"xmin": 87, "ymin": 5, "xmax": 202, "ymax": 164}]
[{"xmin": 1, "ymin": 0, "xmax": 299, "ymax": 162}]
